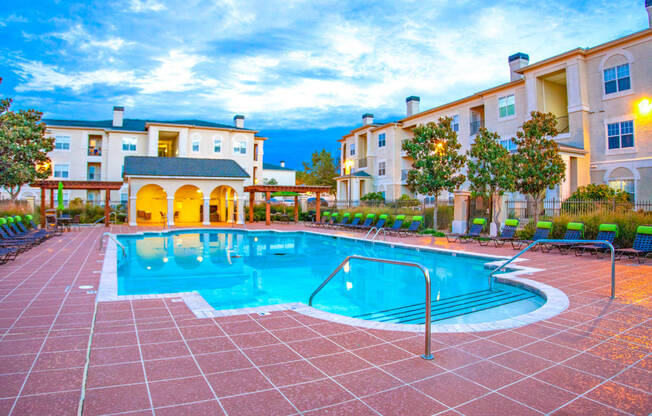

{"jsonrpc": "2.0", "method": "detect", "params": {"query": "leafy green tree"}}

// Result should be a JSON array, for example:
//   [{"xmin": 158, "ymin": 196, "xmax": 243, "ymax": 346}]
[
  {"xmin": 402, "ymin": 117, "xmax": 466, "ymax": 228},
  {"xmin": 512, "ymin": 111, "xmax": 566, "ymax": 224},
  {"xmin": 0, "ymin": 87, "xmax": 54, "ymax": 200},
  {"xmin": 360, "ymin": 191, "xmax": 384, "ymax": 202},
  {"xmin": 566, "ymin": 184, "xmax": 629, "ymax": 202},
  {"xmin": 298, "ymin": 149, "xmax": 339, "ymax": 192},
  {"xmin": 466, "ymin": 128, "xmax": 516, "ymax": 225}
]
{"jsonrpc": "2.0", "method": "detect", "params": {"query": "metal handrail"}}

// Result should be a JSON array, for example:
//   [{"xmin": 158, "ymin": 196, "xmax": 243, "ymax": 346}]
[
  {"xmin": 308, "ymin": 255, "xmax": 433, "ymax": 360},
  {"xmin": 489, "ymin": 239, "xmax": 615, "ymax": 298},
  {"xmin": 92, "ymin": 211, "xmax": 118, "ymax": 225},
  {"xmin": 98, "ymin": 232, "xmax": 127, "ymax": 259},
  {"xmin": 364, "ymin": 227, "xmax": 378, "ymax": 239},
  {"xmin": 371, "ymin": 228, "xmax": 387, "ymax": 241}
]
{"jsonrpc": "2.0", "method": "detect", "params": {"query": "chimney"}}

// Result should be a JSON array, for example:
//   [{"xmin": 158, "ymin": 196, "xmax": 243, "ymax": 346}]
[
  {"xmin": 280, "ymin": 161, "xmax": 285, "ymax": 168},
  {"xmin": 647, "ymin": 0, "xmax": 652, "ymax": 27},
  {"xmin": 234, "ymin": 114, "xmax": 245, "ymax": 129},
  {"xmin": 112, "ymin": 106, "xmax": 124, "ymax": 128},
  {"xmin": 508, "ymin": 52, "xmax": 529, "ymax": 81},
  {"xmin": 362, "ymin": 113, "xmax": 374, "ymax": 125},
  {"xmin": 406, "ymin": 96, "xmax": 420, "ymax": 117}
]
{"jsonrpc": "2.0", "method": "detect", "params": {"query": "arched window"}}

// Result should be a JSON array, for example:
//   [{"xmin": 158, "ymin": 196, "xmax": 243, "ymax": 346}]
[{"xmin": 600, "ymin": 50, "xmax": 633, "ymax": 99}]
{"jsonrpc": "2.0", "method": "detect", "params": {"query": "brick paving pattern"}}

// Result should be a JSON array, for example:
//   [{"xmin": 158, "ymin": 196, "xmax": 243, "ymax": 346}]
[{"xmin": 0, "ymin": 225, "xmax": 650, "ymax": 415}]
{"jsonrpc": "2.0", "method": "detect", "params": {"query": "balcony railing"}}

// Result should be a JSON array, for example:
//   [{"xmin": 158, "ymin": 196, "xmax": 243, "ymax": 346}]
[
  {"xmin": 470, "ymin": 120, "xmax": 485, "ymax": 135},
  {"xmin": 556, "ymin": 115, "xmax": 569, "ymax": 134},
  {"xmin": 358, "ymin": 158, "xmax": 368, "ymax": 169},
  {"xmin": 88, "ymin": 147, "xmax": 102, "ymax": 156},
  {"xmin": 87, "ymin": 173, "xmax": 101, "ymax": 181}
]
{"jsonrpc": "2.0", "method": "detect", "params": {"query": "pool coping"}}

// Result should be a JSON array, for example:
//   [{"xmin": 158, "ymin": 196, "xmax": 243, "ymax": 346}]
[{"xmin": 98, "ymin": 227, "xmax": 569, "ymax": 333}]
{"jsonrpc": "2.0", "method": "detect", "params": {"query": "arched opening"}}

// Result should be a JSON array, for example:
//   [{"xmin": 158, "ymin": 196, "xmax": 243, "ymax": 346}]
[
  {"xmin": 210, "ymin": 185, "xmax": 238, "ymax": 223},
  {"xmin": 174, "ymin": 185, "xmax": 203, "ymax": 224},
  {"xmin": 607, "ymin": 167, "xmax": 636, "ymax": 201},
  {"xmin": 136, "ymin": 184, "xmax": 167, "ymax": 225}
]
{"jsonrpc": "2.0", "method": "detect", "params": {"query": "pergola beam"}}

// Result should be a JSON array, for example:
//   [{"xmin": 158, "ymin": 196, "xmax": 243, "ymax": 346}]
[{"xmin": 243, "ymin": 185, "xmax": 331, "ymax": 226}]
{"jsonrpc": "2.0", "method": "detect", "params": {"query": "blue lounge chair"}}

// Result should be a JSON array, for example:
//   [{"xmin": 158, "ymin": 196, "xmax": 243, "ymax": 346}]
[
  {"xmin": 479, "ymin": 219, "xmax": 519, "ymax": 247},
  {"xmin": 0, "ymin": 246, "xmax": 20, "ymax": 264},
  {"xmin": 545, "ymin": 222, "xmax": 584, "ymax": 254},
  {"xmin": 374, "ymin": 214, "xmax": 388, "ymax": 229},
  {"xmin": 355, "ymin": 213, "xmax": 376, "ymax": 230},
  {"xmin": 5, "ymin": 217, "xmax": 47, "ymax": 241},
  {"xmin": 398, "ymin": 216, "xmax": 423, "ymax": 237},
  {"xmin": 446, "ymin": 218, "xmax": 486, "ymax": 243},
  {"xmin": 386, "ymin": 215, "xmax": 406, "ymax": 234},
  {"xmin": 574, "ymin": 224, "xmax": 618, "ymax": 258},
  {"xmin": 331, "ymin": 212, "xmax": 350, "ymax": 228},
  {"xmin": 615, "ymin": 225, "xmax": 652, "ymax": 264},
  {"xmin": 13, "ymin": 216, "xmax": 51, "ymax": 239},
  {"xmin": 344, "ymin": 213, "xmax": 363, "ymax": 228},
  {"xmin": 512, "ymin": 221, "xmax": 552, "ymax": 250},
  {"xmin": 310, "ymin": 211, "xmax": 330, "ymax": 227}
]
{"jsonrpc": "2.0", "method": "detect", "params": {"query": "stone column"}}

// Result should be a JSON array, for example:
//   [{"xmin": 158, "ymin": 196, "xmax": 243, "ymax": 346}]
[
  {"xmin": 236, "ymin": 197, "xmax": 244, "ymax": 224},
  {"xmin": 178, "ymin": 128, "xmax": 188, "ymax": 157},
  {"xmin": 452, "ymin": 191, "xmax": 471, "ymax": 235},
  {"xmin": 148, "ymin": 126, "xmax": 158, "ymax": 156},
  {"xmin": 202, "ymin": 197, "xmax": 210, "ymax": 225},
  {"xmin": 128, "ymin": 196, "xmax": 138, "ymax": 226},
  {"xmin": 167, "ymin": 197, "xmax": 175, "ymax": 227},
  {"xmin": 227, "ymin": 190, "xmax": 234, "ymax": 223}
]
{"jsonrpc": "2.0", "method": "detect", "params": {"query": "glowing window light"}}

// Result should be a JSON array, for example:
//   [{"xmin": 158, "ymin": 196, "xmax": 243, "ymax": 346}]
[{"xmin": 638, "ymin": 98, "xmax": 652, "ymax": 116}]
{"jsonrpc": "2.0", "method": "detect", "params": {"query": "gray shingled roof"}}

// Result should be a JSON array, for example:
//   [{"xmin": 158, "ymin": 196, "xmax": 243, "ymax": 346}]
[
  {"xmin": 263, "ymin": 162, "xmax": 294, "ymax": 171},
  {"xmin": 123, "ymin": 156, "xmax": 250, "ymax": 178},
  {"xmin": 43, "ymin": 118, "xmax": 253, "ymax": 132}
]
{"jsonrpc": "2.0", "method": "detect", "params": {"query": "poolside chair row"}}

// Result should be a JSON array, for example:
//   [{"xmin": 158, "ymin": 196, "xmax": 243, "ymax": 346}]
[
  {"xmin": 0, "ymin": 215, "xmax": 55, "ymax": 264},
  {"xmin": 309, "ymin": 212, "xmax": 423, "ymax": 236},
  {"xmin": 448, "ymin": 217, "xmax": 652, "ymax": 263}
]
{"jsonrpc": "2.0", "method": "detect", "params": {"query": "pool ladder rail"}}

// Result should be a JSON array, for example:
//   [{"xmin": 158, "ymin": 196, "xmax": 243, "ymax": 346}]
[
  {"xmin": 98, "ymin": 232, "xmax": 127, "ymax": 259},
  {"xmin": 364, "ymin": 227, "xmax": 387, "ymax": 241},
  {"xmin": 309, "ymin": 255, "xmax": 434, "ymax": 360},
  {"xmin": 489, "ymin": 238, "xmax": 616, "ymax": 298}
]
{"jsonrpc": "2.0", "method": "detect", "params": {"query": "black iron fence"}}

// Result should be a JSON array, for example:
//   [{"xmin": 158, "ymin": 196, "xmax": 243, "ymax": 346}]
[{"xmin": 506, "ymin": 199, "xmax": 652, "ymax": 220}]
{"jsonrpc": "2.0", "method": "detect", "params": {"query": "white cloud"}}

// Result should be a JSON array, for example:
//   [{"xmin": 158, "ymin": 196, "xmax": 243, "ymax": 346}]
[
  {"xmin": 129, "ymin": 0, "xmax": 166, "ymax": 12},
  {"xmin": 14, "ymin": 61, "xmax": 134, "ymax": 92},
  {"xmin": 50, "ymin": 24, "xmax": 132, "ymax": 51}
]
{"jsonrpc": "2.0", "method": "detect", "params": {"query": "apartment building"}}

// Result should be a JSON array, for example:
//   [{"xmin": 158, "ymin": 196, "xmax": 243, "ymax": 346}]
[
  {"xmin": 337, "ymin": 4, "xmax": 652, "ymax": 204},
  {"xmin": 10, "ymin": 107, "xmax": 267, "ymax": 225}
]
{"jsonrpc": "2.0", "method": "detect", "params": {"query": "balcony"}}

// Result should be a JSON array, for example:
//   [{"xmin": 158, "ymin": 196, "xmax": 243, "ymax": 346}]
[
  {"xmin": 88, "ymin": 147, "xmax": 102, "ymax": 156},
  {"xmin": 556, "ymin": 115, "xmax": 569, "ymax": 134},
  {"xmin": 470, "ymin": 120, "xmax": 485, "ymax": 136},
  {"xmin": 358, "ymin": 158, "xmax": 368, "ymax": 169},
  {"xmin": 87, "ymin": 172, "xmax": 102, "ymax": 181}
]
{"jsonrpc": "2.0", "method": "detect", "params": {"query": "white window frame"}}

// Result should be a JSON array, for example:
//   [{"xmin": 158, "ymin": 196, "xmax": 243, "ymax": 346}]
[
  {"xmin": 53, "ymin": 164, "xmax": 70, "ymax": 179},
  {"xmin": 350, "ymin": 142, "xmax": 356, "ymax": 156},
  {"xmin": 600, "ymin": 50, "xmax": 634, "ymax": 101},
  {"xmin": 191, "ymin": 134, "xmax": 200, "ymax": 153},
  {"xmin": 604, "ymin": 115, "xmax": 636, "ymax": 156},
  {"xmin": 213, "ymin": 136, "xmax": 222, "ymax": 154},
  {"xmin": 122, "ymin": 137, "xmax": 137, "ymax": 152},
  {"xmin": 451, "ymin": 115, "xmax": 460, "ymax": 132},
  {"xmin": 498, "ymin": 94, "xmax": 516, "ymax": 119},
  {"xmin": 378, "ymin": 160, "xmax": 386, "ymax": 177},
  {"xmin": 54, "ymin": 135, "xmax": 71, "ymax": 151},
  {"xmin": 378, "ymin": 133, "xmax": 386, "ymax": 148}
]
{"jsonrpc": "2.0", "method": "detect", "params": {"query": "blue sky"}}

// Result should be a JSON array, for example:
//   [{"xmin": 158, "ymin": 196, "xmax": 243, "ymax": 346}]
[{"xmin": 0, "ymin": 0, "xmax": 648, "ymax": 169}]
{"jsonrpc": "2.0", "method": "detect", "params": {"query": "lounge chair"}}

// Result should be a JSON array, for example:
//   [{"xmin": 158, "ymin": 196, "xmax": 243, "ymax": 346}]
[
  {"xmin": 545, "ymin": 222, "xmax": 584, "ymax": 254},
  {"xmin": 354, "ymin": 213, "xmax": 376, "ymax": 230},
  {"xmin": 511, "ymin": 221, "xmax": 552, "ymax": 250},
  {"xmin": 6, "ymin": 217, "xmax": 48, "ymax": 241},
  {"xmin": 309, "ymin": 211, "xmax": 329, "ymax": 227},
  {"xmin": 330, "ymin": 212, "xmax": 350, "ymax": 228},
  {"xmin": 386, "ymin": 215, "xmax": 406, "ymax": 235},
  {"xmin": 615, "ymin": 225, "xmax": 652, "ymax": 264},
  {"xmin": 396, "ymin": 216, "xmax": 423, "ymax": 237},
  {"xmin": 324, "ymin": 212, "xmax": 339, "ymax": 228},
  {"xmin": 343, "ymin": 213, "xmax": 363, "ymax": 228},
  {"xmin": 574, "ymin": 224, "xmax": 618, "ymax": 258},
  {"xmin": 373, "ymin": 214, "xmax": 388, "ymax": 230},
  {"xmin": 479, "ymin": 219, "xmax": 519, "ymax": 247},
  {"xmin": 13, "ymin": 216, "xmax": 51, "ymax": 239},
  {"xmin": 446, "ymin": 218, "xmax": 486, "ymax": 243},
  {"xmin": 0, "ymin": 246, "xmax": 20, "ymax": 264}
]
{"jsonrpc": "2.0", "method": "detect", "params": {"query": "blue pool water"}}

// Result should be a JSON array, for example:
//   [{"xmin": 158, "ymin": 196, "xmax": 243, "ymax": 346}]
[{"xmin": 116, "ymin": 230, "xmax": 544, "ymax": 325}]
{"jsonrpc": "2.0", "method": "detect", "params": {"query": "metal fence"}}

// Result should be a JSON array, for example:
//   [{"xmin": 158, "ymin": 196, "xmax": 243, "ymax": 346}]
[{"xmin": 506, "ymin": 198, "xmax": 652, "ymax": 220}]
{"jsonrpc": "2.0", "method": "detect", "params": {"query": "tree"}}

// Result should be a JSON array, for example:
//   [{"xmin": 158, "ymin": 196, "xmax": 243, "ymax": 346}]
[
  {"xmin": 262, "ymin": 178, "xmax": 278, "ymax": 185},
  {"xmin": 466, "ymin": 128, "xmax": 516, "ymax": 226},
  {"xmin": 402, "ymin": 117, "xmax": 466, "ymax": 229},
  {"xmin": 299, "ymin": 149, "xmax": 339, "ymax": 192},
  {"xmin": 512, "ymin": 111, "xmax": 566, "ymax": 224},
  {"xmin": 360, "ymin": 191, "xmax": 384, "ymax": 202},
  {"xmin": 0, "ymin": 87, "xmax": 53, "ymax": 200}
]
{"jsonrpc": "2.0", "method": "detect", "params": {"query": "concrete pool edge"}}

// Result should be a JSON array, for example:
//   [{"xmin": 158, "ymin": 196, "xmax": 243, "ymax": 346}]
[{"xmin": 98, "ymin": 228, "xmax": 569, "ymax": 333}]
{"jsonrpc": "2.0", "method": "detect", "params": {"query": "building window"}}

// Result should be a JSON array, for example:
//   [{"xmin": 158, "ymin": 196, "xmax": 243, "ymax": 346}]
[
  {"xmin": 122, "ymin": 137, "xmax": 137, "ymax": 151},
  {"xmin": 498, "ymin": 95, "xmax": 515, "ymax": 118},
  {"xmin": 607, "ymin": 120, "xmax": 634, "ymax": 150},
  {"xmin": 378, "ymin": 161, "xmax": 386, "ymax": 176},
  {"xmin": 54, "ymin": 135, "xmax": 70, "ymax": 150},
  {"xmin": 451, "ymin": 115, "xmax": 459, "ymax": 132},
  {"xmin": 609, "ymin": 179, "xmax": 634, "ymax": 200},
  {"xmin": 120, "ymin": 193, "xmax": 128, "ymax": 205},
  {"xmin": 191, "ymin": 135, "xmax": 200, "ymax": 153},
  {"xmin": 233, "ymin": 140, "xmax": 246, "ymax": 155},
  {"xmin": 213, "ymin": 138, "xmax": 222, "ymax": 153},
  {"xmin": 378, "ymin": 133, "xmax": 386, "ymax": 148},
  {"xmin": 53, "ymin": 164, "xmax": 69, "ymax": 178},
  {"xmin": 604, "ymin": 63, "xmax": 630, "ymax": 95},
  {"xmin": 350, "ymin": 143, "xmax": 356, "ymax": 156},
  {"xmin": 500, "ymin": 138, "xmax": 517, "ymax": 152}
]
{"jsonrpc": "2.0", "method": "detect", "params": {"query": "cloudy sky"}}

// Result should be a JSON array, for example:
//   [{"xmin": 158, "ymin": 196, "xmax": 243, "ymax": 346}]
[{"xmin": 0, "ymin": 0, "xmax": 648, "ymax": 168}]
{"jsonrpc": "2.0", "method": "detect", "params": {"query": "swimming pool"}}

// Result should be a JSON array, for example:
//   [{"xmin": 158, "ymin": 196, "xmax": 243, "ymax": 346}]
[{"xmin": 115, "ymin": 229, "xmax": 547, "ymax": 326}]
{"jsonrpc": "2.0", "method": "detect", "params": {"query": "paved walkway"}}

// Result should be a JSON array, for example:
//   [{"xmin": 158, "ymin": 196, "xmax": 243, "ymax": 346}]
[{"xmin": 0, "ymin": 225, "xmax": 650, "ymax": 415}]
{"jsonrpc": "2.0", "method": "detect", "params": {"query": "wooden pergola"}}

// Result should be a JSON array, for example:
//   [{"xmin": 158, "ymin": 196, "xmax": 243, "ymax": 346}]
[
  {"xmin": 32, "ymin": 180, "xmax": 124, "ymax": 227},
  {"xmin": 243, "ymin": 185, "xmax": 332, "ymax": 225}
]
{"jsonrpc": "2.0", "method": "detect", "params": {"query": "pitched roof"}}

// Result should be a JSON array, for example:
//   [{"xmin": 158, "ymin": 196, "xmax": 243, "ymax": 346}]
[
  {"xmin": 123, "ymin": 156, "xmax": 250, "ymax": 178},
  {"xmin": 263, "ymin": 162, "xmax": 294, "ymax": 171},
  {"xmin": 43, "ymin": 118, "xmax": 253, "ymax": 132}
]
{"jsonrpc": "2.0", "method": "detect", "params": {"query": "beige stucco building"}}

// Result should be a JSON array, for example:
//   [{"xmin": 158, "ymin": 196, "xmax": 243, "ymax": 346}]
[
  {"xmin": 337, "ymin": 6, "xmax": 652, "ymax": 206},
  {"xmin": 7, "ymin": 108, "xmax": 269, "ymax": 225}
]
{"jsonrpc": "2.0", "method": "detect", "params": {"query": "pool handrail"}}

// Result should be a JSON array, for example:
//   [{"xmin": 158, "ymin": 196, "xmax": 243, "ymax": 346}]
[
  {"xmin": 489, "ymin": 239, "xmax": 615, "ymax": 299},
  {"xmin": 308, "ymin": 255, "xmax": 433, "ymax": 360},
  {"xmin": 99, "ymin": 232, "xmax": 127, "ymax": 259}
]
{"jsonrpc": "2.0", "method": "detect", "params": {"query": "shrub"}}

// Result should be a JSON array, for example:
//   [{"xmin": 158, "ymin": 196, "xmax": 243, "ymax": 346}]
[
  {"xmin": 516, "ymin": 211, "xmax": 652, "ymax": 247},
  {"xmin": 419, "ymin": 229, "xmax": 445, "ymax": 237},
  {"xmin": 566, "ymin": 184, "xmax": 630, "ymax": 202},
  {"xmin": 423, "ymin": 205, "xmax": 454, "ymax": 230},
  {"xmin": 360, "ymin": 192, "xmax": 385, "ymax": 202}
]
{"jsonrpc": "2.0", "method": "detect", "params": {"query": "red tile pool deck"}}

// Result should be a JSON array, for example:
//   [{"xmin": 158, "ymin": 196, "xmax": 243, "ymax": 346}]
[{"xmin": 0, "ymin": 224, "xmax": 650, "ymax": 415}]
